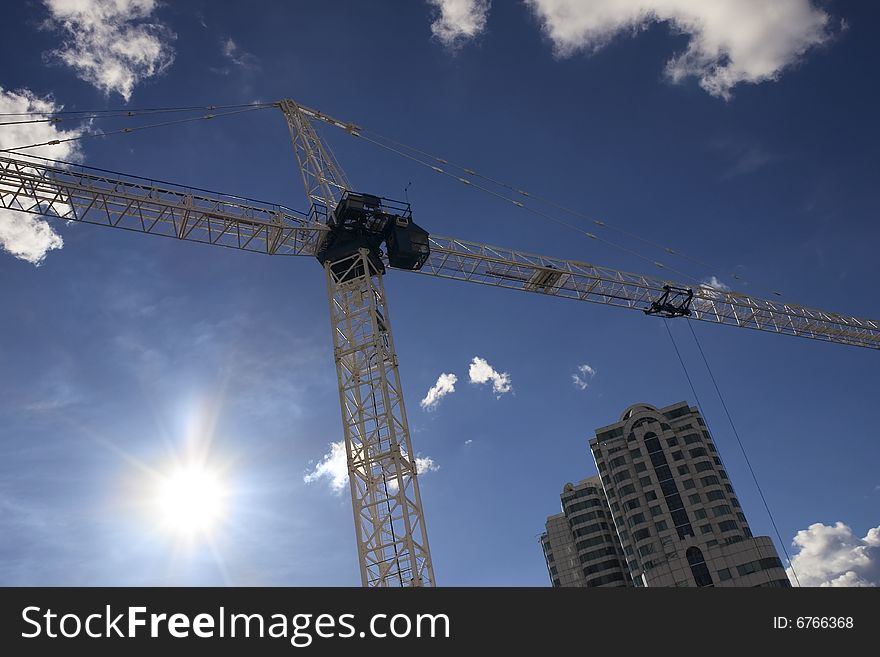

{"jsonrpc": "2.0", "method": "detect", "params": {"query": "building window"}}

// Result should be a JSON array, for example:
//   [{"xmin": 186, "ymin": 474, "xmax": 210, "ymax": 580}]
[
  {"xmin": 677, "ymin": 525, "xmax": 694, "ymax": 539},
  {"xmin": 713, "ymin": 505, "xmax": 732, "ymax": 518},
  {"xmin": 689, "ymin": 447, "xmax": 707, "ymax": 458},
  {"xmin": 684, "ymin": 434, "xmax": 701, "ymax": 445},
  {"xmin": 639, "ymin": 476, "xmax": 652, "ymax": 487},
  {"xmin": 649, "ymin": 505, "xmax": 663, "ymax": 517},
  {"xmin": 654, "ymin": 520, "xmax": 668, "ymax": 532},
  {"xmin": 718, "ymin": 520, "xmax": 738, "ymax": 532},
  {"xmin": 700, "ymin": 475, "xmax": 720, "ymax": 486},
  {"xmin": 678, "ymin": 465, "xmax": 691, "ymax": 475},
  {"xmin": 672, "ymin": 450, "xmax": 684, "ymax": 461},
  {"xmin": 666, "ymin": 437, "xmax": 679, "ymax": 447},
  {"xmin": 613, "ymin": 471, "xmax": 632, "ymax": 483},
  {"xmin": 618, "ymin": 484, "xmax": 636, "ymax": 496},
  {"xmin": 694, "ymin": 509, "xmax": 708, "ymax": 520},
  {"xmin": 666, "ymin": 494, "xmax": 684, "ymax": 511},
  {"xmin": 629, "ymin": 448, "xmax": 642, "ymax": 458},
  {"xmin": 706, "ymin": 490, "xmax": 725, "ymax": 501},
  {"xmin": 624, "ymin": 499, "xmax": 640, "ymax": 511},
  {"xmin": 689, "ymin": 493, "xmax": 701, "ymax": 504},
  {"xmin": 683, "ymin": 479, "xmax": 696, "ymax": 490},
  {"xmin": 717, "ymin": 568, "xmax": 732, "ymax": 581},
  {"xmin": 627, "ymin": 513, "xmax": 646, "ymax": 527},
  {"xmin": 687, "ymin": 547, "xmax": 714, "ymax": 587},
  {"xmin": 737, "ymin": 557, "xmax": 783, "ymax": 577},
  {"xmin": 634, "ymin": 461, "xmax": 648, "ymax": 472},
  {"xmin": 645, "ymin": 490, "xmax": 657, "ymax": 500},
  {"xmin": 695, "ymin": 461, "xmax": 713, "ymax": 472},
  {"xmin": 660, "ymin": 479, "xmax": 677, "ymax": 497},
  {"xmin": 632, "ymin": 528, "xmax": 651, "ymax": 541}
]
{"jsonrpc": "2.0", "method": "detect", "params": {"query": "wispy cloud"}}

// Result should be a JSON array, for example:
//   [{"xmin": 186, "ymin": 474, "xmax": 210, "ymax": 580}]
[
  {"xmin": 572, "ymin": 363, "xmax": 596, "ymax": 391},
  {"xmin": 220, "ymin": 38, "xmax": 260, "ymax": 71},
  {"xmin": 468, "ymin": 356, "xmax": 512, "ymax": 397},
  {"xmin": 788, "ymin": 521, "xmax": 880, "ymax": 587},
  {"xmin": 716, "ymin": 140, "xmax": 774, "ymax": 179},
  {"xmin": 42, "ymin": 0, "xmax": 176, "ymax": 101},
  {"xmin": 525, "ymin": 0, "xmax": 834, "ymax": 99},
  {"xmin": 0, "ymin": 87, "xmax": 85, "ymax": 265},
  {"xmin": 420, "ymin": 373, "xmax": 457, "ymax": 411},
  {"xmin": 428, "ymin": 0, "xmax": 491, "ymax": 49}
]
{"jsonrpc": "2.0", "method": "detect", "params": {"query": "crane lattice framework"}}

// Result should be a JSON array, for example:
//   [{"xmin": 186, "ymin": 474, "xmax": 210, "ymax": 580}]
[{"xmin": 2, "ymin": 99, "xmax": 879, "ymax": 587}]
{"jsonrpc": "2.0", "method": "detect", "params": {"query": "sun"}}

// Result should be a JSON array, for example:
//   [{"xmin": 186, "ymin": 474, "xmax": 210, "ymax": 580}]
[{"xmin": 154, "ymin": 463, "xmax": 228, "ymax": 537}]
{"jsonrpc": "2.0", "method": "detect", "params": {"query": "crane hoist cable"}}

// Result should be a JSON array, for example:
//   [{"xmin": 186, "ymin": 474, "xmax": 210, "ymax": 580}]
[
  {"xmin": 301, "ymin": 107, "xmax": 751, "ymax": 294},
  {"xmin": 358, "ymin": 129, "xmax": 799, "ymax": 299},
  {"xmin": 352, "ymin": 130, "xmax": 708, "ymax": 288},
  {"xmin": 664, "ymin": 318, "xmax": 801, "ymax": 586},
  {"xmin": 0, "ymin": 105, "xmax": 273, "ymax": 154},
  {"xmin": 362, "ymin": 128, "xmax": 748, "ymax": 284},
  {"xmin": 685, "ymin": 320, "xmax": 801, "ymax": 587},
  {"xmin": 0, "ymin": 102, "xmax": 274, "ymax": 118}
]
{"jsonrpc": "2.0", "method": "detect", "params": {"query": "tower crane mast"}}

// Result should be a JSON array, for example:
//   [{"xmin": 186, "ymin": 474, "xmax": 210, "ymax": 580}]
[{"xmin": 1, "ymin": 99, "xmax": 879, "ymax": 587}]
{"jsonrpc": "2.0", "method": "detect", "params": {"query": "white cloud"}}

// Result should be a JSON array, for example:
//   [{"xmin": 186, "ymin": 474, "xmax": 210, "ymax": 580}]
[
  {"xmin": 787, "ymin": 521, "xmax": 880, "ymax": 587},
  {"xmin": 701, "ymin": 276, "xmax": 731, "ymax": 292},
  {"xmin": 0, "ymin": 88, "xmax": 84, "ymax": 265},
  {"xmin": 464, "ymin": 439, "xmax": 473, "ymax": 445},
  {"xmin": 572, "ymin": 363, "xmax": 596, "ymax": 390},
  {"xmin": 304, "ymin": 441, "xmax": 438, "ymax": 495},
  {"xmin": 0, "ymin": 214, "xmax": 64, "ymax": 266},
  {"xmin": 428, "ymin": 0, "xmax": 491, "ymax": 48},
  {"xmin": 468, "ymin": 356, "xmax": 512, "ymax": 396},
  {"xmin": 43, "ymin": 0, "xmax": 176, "ymax": 101},
  {"xmin": 420, "ymin": 372, "xmax": 457, "ymax": 410},
  {"xmin": 525, "ymin": 0, "xmax": 833, "ymax": 99},
  {"xmin": 303, "ymin": 440, "xmax": 348, "ymax": 494},
  {"xmin": 221, "ymin": 38, "xmax": 259, "ymax": 70},
  {"xmin": 386, "ymin": 455, "xmax": 440, "ymax": 494},
  {"xmin": 415, "ymin": 456, "xmax": 440, "ymax": 475}
]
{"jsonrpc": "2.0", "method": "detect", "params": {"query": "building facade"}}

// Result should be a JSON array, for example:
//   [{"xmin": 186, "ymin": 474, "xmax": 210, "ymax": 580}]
[
  {"xmin": 542, "ymin": 401, "xmax": 791, "ymax": 588},
  {"xmin": 541, "ymin": 476, "xmax": 630, "ymax": 587}
]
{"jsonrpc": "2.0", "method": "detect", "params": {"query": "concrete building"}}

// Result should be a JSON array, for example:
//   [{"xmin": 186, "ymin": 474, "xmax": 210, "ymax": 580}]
[
  {"xmin": 542, "ymin": 401, "xmax": 791, "ymax": 588},
  {"xmin": 541, "ymin": 476, "xmax": 631, "ymax": 587}
]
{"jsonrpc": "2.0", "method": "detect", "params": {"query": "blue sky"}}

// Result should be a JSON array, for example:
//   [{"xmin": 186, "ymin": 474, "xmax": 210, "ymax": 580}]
[{"xmin": 0, "ymin": 0, "xmax": 878, "ymax": 586}]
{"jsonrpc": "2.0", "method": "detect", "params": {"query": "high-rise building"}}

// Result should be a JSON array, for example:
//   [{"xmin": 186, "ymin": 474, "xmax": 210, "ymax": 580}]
[
  {"xmin": 542, "ymin": 401, "xmax": 791, "ymax": 588},
  {"xmin": 541, "ymin": 476, "xmax": 630, "ymax": 587}
]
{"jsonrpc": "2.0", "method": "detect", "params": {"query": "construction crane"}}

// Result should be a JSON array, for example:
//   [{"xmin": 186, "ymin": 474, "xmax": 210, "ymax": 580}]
[{"xmin": 1, "ymin": 100, "xmax": 878, "ymax": 589}]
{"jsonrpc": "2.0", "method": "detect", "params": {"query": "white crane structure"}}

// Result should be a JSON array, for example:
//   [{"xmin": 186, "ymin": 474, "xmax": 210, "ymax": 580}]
[{"xmin": 1, "ymin": 99, "xmax": 878, "ymax": 587}]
